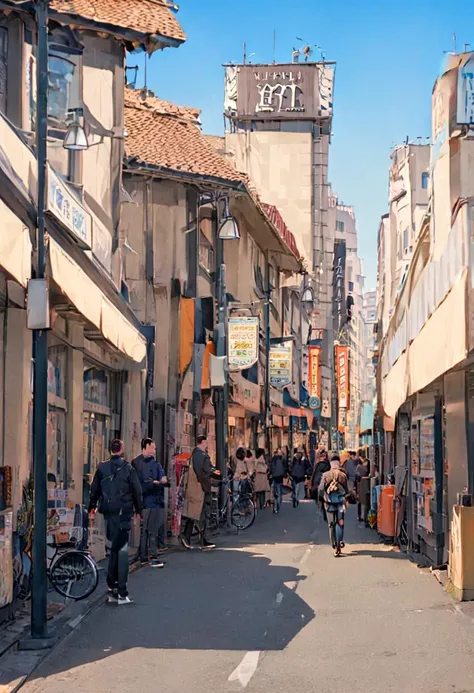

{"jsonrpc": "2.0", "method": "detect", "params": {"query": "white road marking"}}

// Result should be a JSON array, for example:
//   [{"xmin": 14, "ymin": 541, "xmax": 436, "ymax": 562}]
[
  {"xmin": 67, "ymin": 614, "xmax": 84, "ymax": 629},
  {"xmin": 300, "ymin": 547, "xmax": 312, "ymax": 565},
  {"xmin": 228, "ymin": 651, "xmax": 260, "ymax": 687},
  {"xmin": 275, "ymin": 591, "xmax": 284, "ymax": 604}
]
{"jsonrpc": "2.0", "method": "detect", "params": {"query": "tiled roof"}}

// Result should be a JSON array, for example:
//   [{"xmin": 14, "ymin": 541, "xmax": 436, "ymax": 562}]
[
  {"xmin": 124, "ymin": 90, "xmax": 302, "ymax": 263},
  {"xmin": 124, "ymin": 90, "xmax": 243, "ymax": 183},
  {"xmin": 50, "ymin": 0, "xmax": 186, "ymax": 43},
  {"xmin": 124, "ymin": 88, "xmax": 200, "ymax": 123}
]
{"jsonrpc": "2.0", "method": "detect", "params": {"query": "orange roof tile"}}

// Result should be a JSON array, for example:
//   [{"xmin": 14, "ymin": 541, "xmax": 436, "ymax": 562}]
[
  {"xmin": 124, "ymin": 91, "xmax": 243, "ymax": 184},
  {"xmin": 124, "ymin": 88, "xmax": 200, "ymax": 123},
  {"xmin": 50, "ymin": 0, "xmax": 186, "ymax": 43}
]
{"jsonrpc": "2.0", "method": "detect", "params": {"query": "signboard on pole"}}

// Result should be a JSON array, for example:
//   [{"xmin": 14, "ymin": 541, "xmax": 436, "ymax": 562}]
[
  {"xmin": 228, "ymin": 316, "xmax": 259, "ymax": 371},
  {"xmin": 308, "ymin": 345, "xmax": 321, "ymax": 409},
  {"xmin": 269, "ymin": 343, "xmax": 292, "ymax": 388},
  {"xmin": 335, "ymin": 345, "xmax": 349, "ymax": 409}
]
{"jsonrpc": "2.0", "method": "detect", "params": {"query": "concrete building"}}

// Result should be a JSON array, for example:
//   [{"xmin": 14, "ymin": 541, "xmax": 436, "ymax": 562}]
[
  {"xmin": 222, "ymin": 61, "xmax": 336, "ymax": 438},
  {"xmin": 377, "ymin": 51, "xmax": 474, "ymax": 571},
  {"xmin": 334, "ymin": 201, "xmax": 365, "ymax": 450},
  {"xmin": 388, "ymin": 143, "xmax": 430, "ymax": 302},
  {"xmin": 362, "ymin": 290, "xmax": 377, "ymax": 404}
]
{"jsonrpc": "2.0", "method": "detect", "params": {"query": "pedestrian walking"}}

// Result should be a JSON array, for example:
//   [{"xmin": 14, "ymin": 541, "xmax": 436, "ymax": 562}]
[
  {"xmin": 290, "ymin": 448, "xmax": 311, "ymax": 507},
  {"xmin": 254, "ymin": 448, "xmax": 270, "ymax": 510},
  {"xmin": 181, "ymin": 435, "xmax": 220, "ymax": 550},
  {"xmin": 88, "ymin": 439, "xmax": 143, "ymax": 605},
  {"xmin": 310, "ymin": 449, "xmax": 330, "ymax": 522},
  {"xmin": 355, "ymin": 452, "xmax": 370, "ymax": 523},
  {"xmin": 132, "ymin": 438, "xmax": 168, "ymax": 567},
  {"xmin": 269, "ymin": 447, "xmax": 287, "ymax": 514},
  {"xmin": 343, "ymin": 450, "xmax": 358, "ymax": 492}
]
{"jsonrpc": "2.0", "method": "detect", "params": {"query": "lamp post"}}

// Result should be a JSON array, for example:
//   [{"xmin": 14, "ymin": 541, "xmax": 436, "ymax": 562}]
[
  {"xmin": 30, "ymin": 0, "xmax": 89, "ymax": 641},
  {"xmin": 213, "ymin": 199, "xmax": 239, "ymax": 497},
  {"xmin": 30, "ymin": 0, "xmax": 49, "ymax": 641}
]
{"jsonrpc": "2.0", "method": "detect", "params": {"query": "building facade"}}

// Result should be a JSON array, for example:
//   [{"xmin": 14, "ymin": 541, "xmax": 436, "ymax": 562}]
[
  {"xmin": 377, "ymin": 51, "xmax": 474, "ymax": 570},
  {"xmin": 0, "ymin": 0, "xmax": 185, "ymax": 621},
  {"xmin": 222, "ymin": 61, "xmax": 336, "ymax": 448}
]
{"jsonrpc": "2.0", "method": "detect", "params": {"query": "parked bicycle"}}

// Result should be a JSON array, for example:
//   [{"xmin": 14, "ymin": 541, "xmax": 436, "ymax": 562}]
[
  {"xmin": 209, "ymin": 478, "xmax": 256, "ymax": 532},
  {"xmin": 16, "ymin": 504, "xmax": 100, "ymax": 602}
]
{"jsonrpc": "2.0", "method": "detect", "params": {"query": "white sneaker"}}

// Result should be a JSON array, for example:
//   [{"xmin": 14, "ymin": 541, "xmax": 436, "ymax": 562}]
[{"xmin": 118, "ymin": 596, "xmax": 133, "ymax": 605}]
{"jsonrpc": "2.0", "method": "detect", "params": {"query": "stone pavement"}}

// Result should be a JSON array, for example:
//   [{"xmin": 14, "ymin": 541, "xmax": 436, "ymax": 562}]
[{"xmin": 9, "ymin": 501, "xmax": 474, "ymax": 693}]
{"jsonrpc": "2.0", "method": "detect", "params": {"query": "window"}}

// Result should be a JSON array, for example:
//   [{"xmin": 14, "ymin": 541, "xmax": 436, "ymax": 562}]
[
  {"xmin": 199, "ymin": 232, "xmax": 215, "ymax": 274},
  {"xmin": 348, "ymin": 281, "xmax": 354, "ymax": 292},
  {"xmin": 47, "ymin": 345, "xmax": 67, "ymax": 487},
  {"xmin": 336, "ymin": 220, "xmax": 345, "ymax": 234},
  {"xmin": 403, "ymin": 228, "xmax": 409, "ymax": 255},
  {"xmin": 421, "ymin": 172, "xmax": 429, "ymax": 189},
  {"xmin": 47, "ymin": 40, "xmax": 81, "ymax": 129}
]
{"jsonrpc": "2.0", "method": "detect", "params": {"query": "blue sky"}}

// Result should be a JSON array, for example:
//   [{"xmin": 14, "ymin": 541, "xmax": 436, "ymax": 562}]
[{"xmin": 139, "ymin": 0, "xmax": 470, "ymax": 287}]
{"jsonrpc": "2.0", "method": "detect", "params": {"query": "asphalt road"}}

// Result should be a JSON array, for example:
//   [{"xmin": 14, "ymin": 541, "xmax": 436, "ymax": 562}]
[{"xmin": 20, "ymin": 500, "xmax": 474, "ymax": 693}]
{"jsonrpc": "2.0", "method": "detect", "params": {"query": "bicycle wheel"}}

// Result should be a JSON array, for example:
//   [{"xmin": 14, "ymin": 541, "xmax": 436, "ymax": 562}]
[
  {"xmin": 232, "ymin": 496, "xmax": 256, "ymax": 530},
  {"xmin": 50, "ymin": 551, "xmax": 99, "ymax": 601}
]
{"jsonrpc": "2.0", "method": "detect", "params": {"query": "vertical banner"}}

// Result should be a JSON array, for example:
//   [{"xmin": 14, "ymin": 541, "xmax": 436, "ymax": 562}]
[
  {"xmin": 228, "ymin": 316, "xmax": 259, "ymax": 371},
  {"xmin": 308, "ymin": 346, "xmax": 321, "ymax": 409},
  {"xmin": 335, "ymin": 345, "xmax": 349, "ymax": 409},
  {"xmin": 332, "ymin": 240, "xmax": 346, "ymax": 336}
]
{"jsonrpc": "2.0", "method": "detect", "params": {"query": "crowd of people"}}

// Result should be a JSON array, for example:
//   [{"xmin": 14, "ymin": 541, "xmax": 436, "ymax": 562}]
[{"xmin": 87, "ymin": 434, "xmax": 372, "ymax": 603}]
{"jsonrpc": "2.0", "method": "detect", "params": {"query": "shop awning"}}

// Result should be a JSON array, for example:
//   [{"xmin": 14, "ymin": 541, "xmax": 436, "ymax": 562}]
[
  {"xmin": 49, "ymin": 238, "xmax": 146, "ymax": 364},
  {"xmin": 0, "ymin": 200, "xmax": 31, "ymax": 287},
  {"xmin": 360, "ymin": 402, "xmax": 374, "ymax": 433}
]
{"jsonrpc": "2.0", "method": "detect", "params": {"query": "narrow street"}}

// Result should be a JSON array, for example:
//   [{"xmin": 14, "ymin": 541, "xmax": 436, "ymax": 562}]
[{"xmin": 20, "ymin": 502, "xmax": 474, "ymax": 693}]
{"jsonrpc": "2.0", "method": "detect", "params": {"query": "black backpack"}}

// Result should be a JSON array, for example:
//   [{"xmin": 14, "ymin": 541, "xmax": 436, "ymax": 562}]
[{"xmin": 98, "ymin": 461, "xmax": 129, "ymax": 515}]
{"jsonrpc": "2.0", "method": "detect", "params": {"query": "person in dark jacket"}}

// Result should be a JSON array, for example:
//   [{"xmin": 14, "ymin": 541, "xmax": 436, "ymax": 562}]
[
  {"xmin": 311, "ymin": 449, "xmax": 330, "ymax": 522},
  {"xmin": 132, "ymin": 438, "xmax": 168, "ymax": 567},
  {"xmin": 88, "ymin": 439, "xmax": 142, "ymax": 604},
  {"xmin": 269, "ymin": 448, "xmax": 287, "ymax": 514},
  {"xmin": 290, "ymin": 449, "xmax": 311, "ymax": 508},
  {"xmin": 181, "ymin": 435, "xmax": 218, "ymax": 550}
]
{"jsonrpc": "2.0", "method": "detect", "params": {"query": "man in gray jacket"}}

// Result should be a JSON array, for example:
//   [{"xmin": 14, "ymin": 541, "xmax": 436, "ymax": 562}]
[{"xmin": 181, "ymin": 435, "xmax": 216, "ymax": 550}]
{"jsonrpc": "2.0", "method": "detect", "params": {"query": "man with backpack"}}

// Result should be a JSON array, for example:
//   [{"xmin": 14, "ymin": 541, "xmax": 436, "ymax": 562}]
[
  {"xmin": 318, "ymin": 454, "xmax": 349, "ymax": 556},
  {"xmin": 88, "ymin": 439, "xmax": 143, "ymax": 605}
]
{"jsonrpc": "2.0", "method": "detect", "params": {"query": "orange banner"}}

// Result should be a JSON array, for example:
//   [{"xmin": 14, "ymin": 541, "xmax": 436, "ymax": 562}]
[
  {"xmin": 308, "ymin": 346, "xmax": 321, "ymax": 408},
  {"xmin": 335, "ymin": 345, "xmax": 349, "ymax": 409}
]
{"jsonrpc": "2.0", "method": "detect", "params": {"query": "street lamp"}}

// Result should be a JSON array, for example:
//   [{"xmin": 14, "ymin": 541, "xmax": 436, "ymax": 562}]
[
  {"xmin": 63, "ymin": 109, "xmax": 89, "ymax": 151},
  {"xmin": 301, "ymin": 286, "xmax": 314, "ymax": 309},
  {"xmin": 218, "ymin": 198, "xmax": 240, "ymax": 240}
]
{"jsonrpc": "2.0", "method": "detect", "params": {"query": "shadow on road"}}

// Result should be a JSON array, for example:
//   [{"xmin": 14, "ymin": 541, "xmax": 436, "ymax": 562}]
[
  {"xmin": 25, "ymin": 545, "xmax": 315, "ymax": 684},
  {"xmin": 348, "ymin": 549, "xmax": 408, "ymax": 560}
]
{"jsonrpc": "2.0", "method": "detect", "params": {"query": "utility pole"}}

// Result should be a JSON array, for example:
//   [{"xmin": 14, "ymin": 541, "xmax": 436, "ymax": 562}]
[
  {"xmin": 213, "ymin": 232, "xmax": 228, "ymax": 495},
  {"xmin": 31, "ymin": 0, "xmax": 50, "ymax": 640},
  {"xmin": 264, "ymin": 259, "xmax": 272, "ymax": 453}
]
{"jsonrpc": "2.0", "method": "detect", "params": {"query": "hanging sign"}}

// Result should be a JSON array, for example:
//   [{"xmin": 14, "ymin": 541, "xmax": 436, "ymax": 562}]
[
  {"xmin": 308, "ymin": 345, "xmax": 321, "ymax": 409},
  {"xmin": 46, "ymin": 164, "xmax": 92, "ymax": 249},
  {"xmin": 335, "ymin": 345, "xmax": 349, "ymax": 409},
  {"xmin": 228, "ymin": 316, "xmax": 259, "ymax": 371},
  {"xmin": 269, "ymin": 343, "xmax": 292, "ymax": 388}
]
